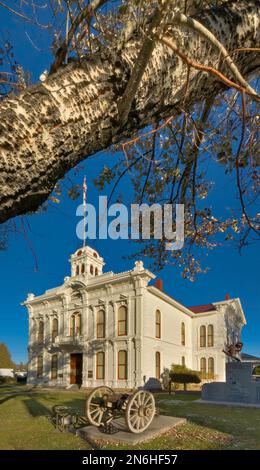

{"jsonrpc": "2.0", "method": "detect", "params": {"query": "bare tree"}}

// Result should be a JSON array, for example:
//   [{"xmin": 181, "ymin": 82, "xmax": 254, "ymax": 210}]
[{"xmin": 0, "ymin": 0, "xmax": 259, "ymax": 276}]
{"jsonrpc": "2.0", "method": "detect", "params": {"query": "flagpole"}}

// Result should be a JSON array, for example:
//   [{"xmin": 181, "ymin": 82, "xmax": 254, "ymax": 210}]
[{"xmin": 83, "ymin": 176, "xmax": 87, "ymax": 247}]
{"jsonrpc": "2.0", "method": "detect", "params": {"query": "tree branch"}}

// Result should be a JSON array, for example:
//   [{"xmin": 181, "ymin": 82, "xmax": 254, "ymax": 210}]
[
  {"xmin": 161, "ymin": 35, "xmax": 260, "ymax": 102},
  {"xmin": 165, "ymin": 11, "xmax": 257, "ymax": 97},
  {"xmin": 117, "ymin": 6, "xmax": 166, "ymax": 127},
  {"xmin": 50, "ymin": 0, "xmax": 107, "ymax": 74}
]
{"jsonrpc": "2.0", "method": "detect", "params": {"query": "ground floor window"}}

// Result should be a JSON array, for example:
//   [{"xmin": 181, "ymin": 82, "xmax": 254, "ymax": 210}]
[
  {"xmin": 118, "ymin": 350, "xmax": 127, "ymax": 380},
  {"xmin": 51, "ymin": 354, "xmax": 58, "ymax": 380},
  {"xmin": 181, "ymin": 356, "xmax": 185, "ymax": 367},
  {"xmin": 96, "ymin": 352, "xmax": 105, "ymax": 380},
  {"xmin": 208, "ymin": 357, "xmax": 214, "ymax": 378},
  {"xmin": 155, "ymin": 351, "xmax": 161, "ymax": 380},
  {"xmin": 200, "ymin": 357, "xmax": 206, "ymax": 379},
  {"xmin": 37, "ymin": 355, "xmax": 43, "ymax": 378}
]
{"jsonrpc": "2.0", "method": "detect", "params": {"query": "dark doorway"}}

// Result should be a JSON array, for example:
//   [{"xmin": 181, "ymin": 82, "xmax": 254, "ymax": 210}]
[{"xmin": 70, "ymin": 353, "xmax": 83, "ymax": 385}]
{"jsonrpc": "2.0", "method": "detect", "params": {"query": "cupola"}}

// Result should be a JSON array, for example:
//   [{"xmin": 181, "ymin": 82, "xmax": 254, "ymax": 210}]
[{"xmin": 70, "ymin": 246, "xmax": 104, "ymax": 279}]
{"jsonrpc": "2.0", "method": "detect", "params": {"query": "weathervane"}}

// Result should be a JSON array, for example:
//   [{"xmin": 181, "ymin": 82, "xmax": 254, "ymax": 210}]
[{"xmin": 83, "ymin": 176, "xmax": 87, "ymax": 247}]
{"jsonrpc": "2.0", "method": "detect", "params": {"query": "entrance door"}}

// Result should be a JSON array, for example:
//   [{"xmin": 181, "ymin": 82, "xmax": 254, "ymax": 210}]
[{"xmin": 70, "ymin": 353, "xmax": 83, "ymax": 385}]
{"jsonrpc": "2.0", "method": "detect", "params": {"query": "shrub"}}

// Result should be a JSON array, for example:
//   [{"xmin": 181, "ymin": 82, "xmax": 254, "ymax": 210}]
[
  {"xmin": 0, "ymin": 376, "xmax": 16, "ymax": 385},
  {"xmin": 169, "ymin": 364, "xmax": 201, "ymax": 391},
  {"xmin": 253, "ymin": 365, "xmax": 260, "ymax": 375}
]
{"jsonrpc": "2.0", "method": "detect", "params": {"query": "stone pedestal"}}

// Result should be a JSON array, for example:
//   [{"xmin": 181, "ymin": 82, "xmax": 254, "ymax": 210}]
[
  {"xmin": 202, "ymin": 361, "xmax": 260, "ymax": 404},
  {"xmin": 77, "ymin": 415, "xmax": 186, "ymax": 445}
]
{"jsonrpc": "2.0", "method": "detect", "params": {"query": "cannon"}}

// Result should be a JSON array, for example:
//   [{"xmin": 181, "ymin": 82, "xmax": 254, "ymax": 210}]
[{"xmin": 85, "ymin": 386, "xmax": 156, "ymax": 434}]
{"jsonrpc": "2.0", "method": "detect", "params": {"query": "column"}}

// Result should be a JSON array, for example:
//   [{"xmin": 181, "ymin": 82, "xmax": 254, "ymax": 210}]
[
  {"xmin": 134, "ymin": 277, "xmax": 144, "ymax": 388},
  {"xmin": 112, "ymin": 342, "xmax": 117, "ymax": 388},
  {"xmin": 127, "ymin": 338, "xmax": 132, "ymax": 388},
  {"xmin": 104, "ymin": 340, "xmax": 109, "ymax": 386}
]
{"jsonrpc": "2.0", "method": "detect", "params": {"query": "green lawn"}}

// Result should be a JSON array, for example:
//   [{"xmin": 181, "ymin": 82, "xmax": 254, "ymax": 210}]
[{"xmin": 0, "ymin": 386, "xmax": 259, "ymax": 450}]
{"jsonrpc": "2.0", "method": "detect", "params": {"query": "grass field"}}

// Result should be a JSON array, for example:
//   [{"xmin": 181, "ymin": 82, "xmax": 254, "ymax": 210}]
[{"xmin": 0, "ymin": 385, "xmax": 259, "ymax": 450}]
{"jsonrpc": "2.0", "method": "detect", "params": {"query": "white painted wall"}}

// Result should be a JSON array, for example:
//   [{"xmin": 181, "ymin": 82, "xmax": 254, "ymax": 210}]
[{"xmin": 0, "ymin": 368, "xmax": 14, "ymax": 378}]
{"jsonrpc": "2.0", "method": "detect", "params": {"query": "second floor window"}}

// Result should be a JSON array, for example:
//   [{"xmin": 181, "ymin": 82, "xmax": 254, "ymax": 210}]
[
  {"xmin": 155, "ymin": 310, "xmax": 161, "ymax": 339},
  {"xmin": 70, "ymin": 313, "xmax": 82, "ymax": 337},
  {"xmin": 70, "ymin": 315, "xmax": 75, "ymax": 337},
  {"xmin": 52, "ymin": 318, "xmax": 58, "ymax": 342},
  {"xmin": 181, "ymin": 356, "xmax": 185, "ymax": 366},
  {"xmin": 76, "ymin": 314, "xmax": 82, "ymax": 335},
  {"xmin": 118, "ymin": 306, "xmax": 127, "ymax": 336},
  {"xmin": 200, "ymin": 325, "xmax": 206, "ymax": 347},
  {"xmin": 97, "ymin": 310, "xmax": 105, "ymax": 338},
  {"xmin": 208, "ymin": 325, "xmax": 214, "ymax": 347},
  {"xmin": 181, "ymin": 322, "xmax": 185, "ymax": 345},
  {"xmin": 38, "ymin": 321, "xmax": 44, "ymax": 343}
]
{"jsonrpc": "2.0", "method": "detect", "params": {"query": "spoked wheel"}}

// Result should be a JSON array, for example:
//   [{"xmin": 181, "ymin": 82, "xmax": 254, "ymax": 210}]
[
  {"xmin": 85, "ymin": 386, "xmax": 113, "ymax": 427},
  {"xmin": 125, "ymin": 390, "xmax": 155, "ymax": 433}
]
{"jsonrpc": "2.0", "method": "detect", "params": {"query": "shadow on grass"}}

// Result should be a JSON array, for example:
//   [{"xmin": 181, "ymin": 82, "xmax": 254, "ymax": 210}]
[
  {"xmin": 22, "ymin": 395, "xmax": 86, "ymax": 418},
  {"xmin": 0, "ymin": 393, "xmax": 26, "ymax": 406},
  {"xmin": 22, "ymin": 397, "xmax": 51, "ymax": 417}
]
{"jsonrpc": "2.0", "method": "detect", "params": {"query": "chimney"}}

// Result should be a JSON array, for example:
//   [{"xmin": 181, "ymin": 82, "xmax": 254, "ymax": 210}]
[
  {"xmin": 225, "ymin": 293, "xmax": 230, "ymax": 300},
  {"xmin": 155, "ymin": 279, "xmax": 163, "ymax": 292}
]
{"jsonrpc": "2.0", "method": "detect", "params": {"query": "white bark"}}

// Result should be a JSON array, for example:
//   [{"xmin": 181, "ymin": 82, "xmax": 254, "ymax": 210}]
[{"xmin": 0, "ymin": 0, "xmax": 259, "ymax": 223}]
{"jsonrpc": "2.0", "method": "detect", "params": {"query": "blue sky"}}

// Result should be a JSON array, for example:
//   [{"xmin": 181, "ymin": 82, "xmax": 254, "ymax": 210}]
[{"xmin": 0, "ymin": 5, "xmax": 259, "ymax": 363}]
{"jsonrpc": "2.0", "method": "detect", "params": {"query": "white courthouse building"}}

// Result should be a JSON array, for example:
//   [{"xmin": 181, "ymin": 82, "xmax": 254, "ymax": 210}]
[{"xmin": 23, "ymin": 246, "xmax": 246, "ymax": 389}]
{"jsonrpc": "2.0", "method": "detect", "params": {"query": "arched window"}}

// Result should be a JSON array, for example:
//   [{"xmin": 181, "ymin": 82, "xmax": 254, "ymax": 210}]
[
  {"xmin": 70, "ymin": 313, "xmax": 81, "ymax": 336},
  {"xmin": 155, "ymin": 310, "xmax": 161, "ymax": 339},
  {"xmin": 76, "ymin": 314, "xmax": 82, "ymax": 336},
  {"xmin": 97, "ymin": 310, "xmax": 105, "ymax": 338},
  {"xmin": 37, "ymin": 355, "xmax": 43, "ymax": 378},
  {"xmin": 95, "ymin": 267, "xmax": 98, "ymax": 276},
  {"xmin": 96, "ymin": 352, "xmax": 105, "ymax": 379},
  {"xmin": 76, "ymin": 265, "xmax": 79, "ymax": 276},
  {"xmin": 200, "ymin": 325, "xmax": 206, "ymax": 347},
  {"xmin": 181, "ymin": 322, "xmax": 185, "ymax": 346},
  {"xmin": 93, "ymin": 252, "xmax": 97, "ymax": 258},
  {"xmin": 181, "ymin": 356, "xmax": 185, "ymax": 367},
  {"xmin": 155, "ymin": 352, "xmax": 161, "ymax": 380},
  {"xmin": 90, "ymin": 265, "xmax": 94, "ymax": 275},
  {"xmin": 51, "ymin": 354, "xmax": 58, "ymax": 380},
  {"xmin": 38, "ymin": 321, "xmax": 44, "ymax": 343},
  {"xmin": 81, "ymin": 264, "xmax": 85, "ymax": 274},
  {"xmin": 118, "ymin": 350, "xmax": 127, "ymax": 380},
  {"xmin": 208, "ymin": 357, "xmax": 214, "ymax": 378},
  {"xmin": 52, "ymin": 318, "xmax": 58, "ymax": 342},
  {"xmin": 118, "ymin": 306, "xmax": 127, "ymax": 336},
  {"xmin": 208, "ymin": 325, "xmax": 214, "ymax": 347},
  {"xmin": 70, "ymin": 315, "xmax": 75, "ymax": 337},
  {"xmin": 200, "ymin": 357, "xmax": 206, "ymax": 379}
]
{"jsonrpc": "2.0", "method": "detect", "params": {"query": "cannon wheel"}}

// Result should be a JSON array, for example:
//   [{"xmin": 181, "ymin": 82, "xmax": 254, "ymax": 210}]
[
  {"xmin": 85, "ymin": 386, "xmax": 114, "ymax": 427},
  {"xmin": 125, "ymin": 390, "xmax": 155, "ymax": 433}
]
